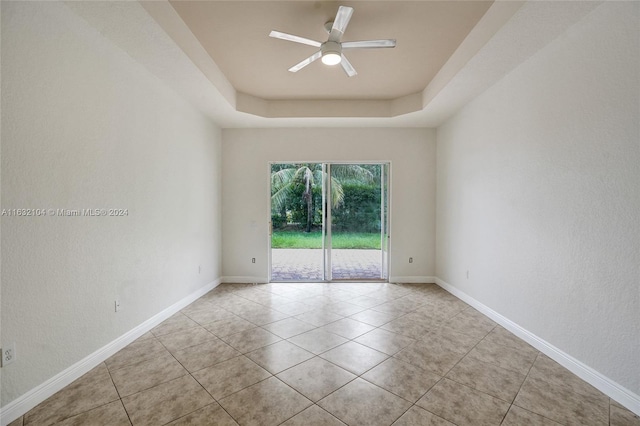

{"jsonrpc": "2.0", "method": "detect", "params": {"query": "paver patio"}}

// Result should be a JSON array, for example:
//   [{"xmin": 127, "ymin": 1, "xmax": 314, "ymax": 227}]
[{"xmin": 271, "ymin": 249, "xmax": 384, "ymax": 281}]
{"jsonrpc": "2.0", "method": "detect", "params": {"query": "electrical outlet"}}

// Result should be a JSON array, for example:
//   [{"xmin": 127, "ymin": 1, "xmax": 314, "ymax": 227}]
[
  {"xmin": 198, "ymin": 265, "xmax": 201, "ymax": 274},
  {"xmin": 115, "ymin": 300, "xmax": 121, "ymax": 312},
  {"xmin": 251, "ymin": 258, "xmax": 256, "ymax": 264},
  {"xmin": 2, "ymin": 343, "xmax": 16, "ymax": 367},
  {"xmin": 466, "ymin": 270, "xmax": 469, "ymax": 279},
  {"xmin": 409, "ymin": 257, "xmax": 413, "ymax": 263}
]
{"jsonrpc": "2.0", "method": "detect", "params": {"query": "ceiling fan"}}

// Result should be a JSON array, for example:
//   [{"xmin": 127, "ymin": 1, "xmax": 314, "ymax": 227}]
[{"xmin": 269, "ymin": 5, "xmax": 396, "ymax": 77}]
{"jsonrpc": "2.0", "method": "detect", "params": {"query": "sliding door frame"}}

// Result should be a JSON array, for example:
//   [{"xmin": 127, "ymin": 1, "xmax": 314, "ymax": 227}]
[{"xmin": 268, "ymin": 161, "xmax": 392, "ymax": 282}]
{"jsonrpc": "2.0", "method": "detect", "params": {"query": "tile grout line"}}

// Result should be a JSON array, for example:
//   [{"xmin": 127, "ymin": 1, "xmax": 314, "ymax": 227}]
[
  {"xmin": 199, "ymin": 286, "xmax": 428, "ymax": 425},
  {"xmin": 507, "ymin": 351, "xmax": 575, "ymax": 426},
  {"xmin": 384, "ymin": 306, "xmax": 502, "ymax": 425},
  {"xmin": 105, "ymin": 364, "xmax": 134, "ymax": 426},
  {"xmin": 433, "ymin": 322, "xmax": 535, "ymax": 425},
  {"xmin": 273, "ymin": 283, "xmax": 499, "ymax": 425}
]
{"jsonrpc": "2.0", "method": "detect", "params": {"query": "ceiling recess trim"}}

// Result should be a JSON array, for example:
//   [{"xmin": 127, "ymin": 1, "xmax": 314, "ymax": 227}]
[{"xmin": 236, "ymin": 92, "xmax": 423, "ymax": 118}]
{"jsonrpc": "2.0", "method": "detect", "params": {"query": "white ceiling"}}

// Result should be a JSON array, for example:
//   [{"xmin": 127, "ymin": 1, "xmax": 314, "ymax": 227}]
[{"xmin": 66, "ymin": 1, "xmax": 601, "ymax": 127}]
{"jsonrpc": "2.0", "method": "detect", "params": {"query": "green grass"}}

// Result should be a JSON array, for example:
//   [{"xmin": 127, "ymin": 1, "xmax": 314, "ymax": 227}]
[{"xmin": 272, "ymin": 231, "xmax": 381, "ymax": 249}]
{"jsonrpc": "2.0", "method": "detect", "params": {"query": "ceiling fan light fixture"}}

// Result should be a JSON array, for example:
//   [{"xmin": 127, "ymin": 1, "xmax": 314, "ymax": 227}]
[
  {"xmin": 321, "ymin": 53, "xmax": 342, "ymax": 66},
  {"xmin": 269, "ymin": 6, "xmax": 395, "ymax": 76},
  {"xmin": 321, "ymin": 41, "xmax": 342, "ymax": 66}
]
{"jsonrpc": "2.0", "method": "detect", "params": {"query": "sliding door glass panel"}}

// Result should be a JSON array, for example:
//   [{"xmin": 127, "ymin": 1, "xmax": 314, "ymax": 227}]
[
  {"xmin": 270, "ymin": 163, "xmax": 324, "ymax": 281},
  {"xmin": 330, "ymin": 164, "xmax": 384, "ymax": 280}
]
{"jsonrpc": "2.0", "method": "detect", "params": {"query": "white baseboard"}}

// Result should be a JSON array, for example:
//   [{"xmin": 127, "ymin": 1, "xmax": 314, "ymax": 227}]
[
  {"xmin": 434, "ymin": 277, "xmax": 640, "ymax": 416},
  {"xmin": 389, "ymin": 276, "xmax": 437, "ymax": 284},
  {"xmin": 223, "ymin": 275, "xmax": 436, "ymax": 285},
  {"xmin": 0, "ymin": 279, "xmax": 221, "ymax": 426},
  {"xmin": 221, "ymin": 276, "xmax": 269, "ymax": 284}
]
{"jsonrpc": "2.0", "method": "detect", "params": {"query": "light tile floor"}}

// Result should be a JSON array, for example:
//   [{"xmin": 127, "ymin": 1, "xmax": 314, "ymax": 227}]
[{"xmin": 13, "ymin": 282, "xmax": 640, "ymax": 426}]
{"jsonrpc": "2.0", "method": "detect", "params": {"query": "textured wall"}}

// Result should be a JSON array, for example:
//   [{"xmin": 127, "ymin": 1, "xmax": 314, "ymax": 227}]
[
  {"xmin": 436, "ymin": 2, "xmax": 639, "ymax": 395},
  {"xmin": 221, "ymin": 128, "xmax": 436, "ymax": 282},
  {"xmin": 1, "ymin": 2, "xmax": 222, "ymax": 406}
]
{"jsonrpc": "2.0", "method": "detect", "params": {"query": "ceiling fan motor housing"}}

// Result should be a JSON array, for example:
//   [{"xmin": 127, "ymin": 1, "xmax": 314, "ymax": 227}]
[{"xmin": 321, "ymin": 41, "xmax": 342, "ymax": 65}]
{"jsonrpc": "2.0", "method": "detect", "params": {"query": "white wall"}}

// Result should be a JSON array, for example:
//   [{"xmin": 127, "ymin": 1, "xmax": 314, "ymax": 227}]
[
  {"xmin": 436, "ymin": 1, "xmax": 639, "ymax": 399},
  {"xmin": 221, "ymin": 128, "xmax": 436, "ymax": 282},
  {"xmin": 1, "ymin": 1, "xmax": 222, "ymax": 407}
]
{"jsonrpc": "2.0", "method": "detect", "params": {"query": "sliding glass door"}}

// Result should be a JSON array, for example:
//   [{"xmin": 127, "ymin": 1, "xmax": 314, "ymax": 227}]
[
  {"xmin": 270, "ymin": 162, "xmax": 389, "ymax": 282},
  {"xmin": 327, "ymin": 163, "xmax": 387, "ymax": 280}
]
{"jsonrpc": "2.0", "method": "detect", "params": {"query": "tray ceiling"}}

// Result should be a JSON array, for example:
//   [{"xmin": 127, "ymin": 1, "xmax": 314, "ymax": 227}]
[{"xmin": 168, "ymin": 1, "xmax": 493, "ymax": 101}]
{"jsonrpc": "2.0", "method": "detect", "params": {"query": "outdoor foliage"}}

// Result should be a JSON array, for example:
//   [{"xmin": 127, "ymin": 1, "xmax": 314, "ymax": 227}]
[
  {"xmin": 271, "ymin": 163, "xmax": 378, "ymax": 232},
  {"xmin": 331, "ymin": 183, "xmax": 381, "ymax": 233}
]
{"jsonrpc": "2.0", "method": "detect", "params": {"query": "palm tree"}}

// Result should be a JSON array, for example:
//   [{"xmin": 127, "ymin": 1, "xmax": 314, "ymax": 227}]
[{"xmin": 271, "ymin": 163, "xmax": 374, "ymax": 232}]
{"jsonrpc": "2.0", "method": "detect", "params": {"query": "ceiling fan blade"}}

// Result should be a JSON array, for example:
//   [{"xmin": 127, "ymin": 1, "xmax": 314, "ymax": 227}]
[
  {"xmin": 269, "ymin": 30, "xmax": 322, "ymax": 48},
  {"xmin": 340, "ymin": 54, "xmax": 357, "ymax": 77},
  {"xmin": 289, "ymin": 51, "xmax": 322, "ymax": 72},
  {"xmin": 329, "ymin": 6, "xmax": 354, "ymax": 41},
  {"xmin": 342, "ymin": 39, "xmax": 396, "ymax": 49}
]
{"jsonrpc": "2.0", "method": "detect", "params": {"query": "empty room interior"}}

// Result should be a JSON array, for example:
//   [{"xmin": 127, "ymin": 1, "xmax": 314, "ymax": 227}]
[{"xmin": 1, "ymin": 1, "xmax": 639, "ymax": 425}]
